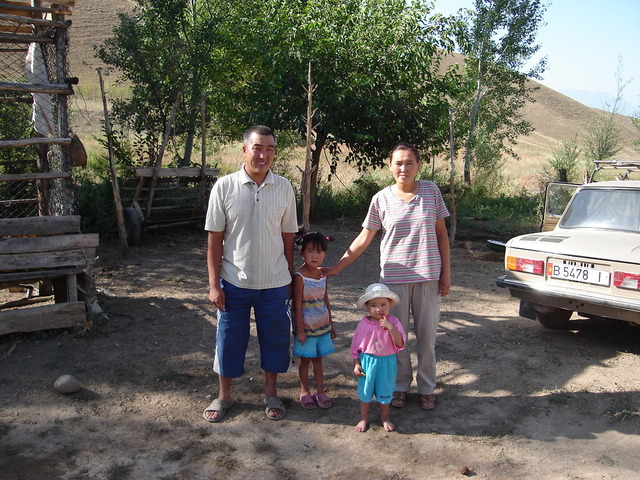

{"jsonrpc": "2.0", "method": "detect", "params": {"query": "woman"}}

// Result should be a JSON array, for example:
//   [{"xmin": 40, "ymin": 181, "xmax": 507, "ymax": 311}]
[{"xmin": 325, "ymin": 142, "xmax": 450, "ymax": 410}]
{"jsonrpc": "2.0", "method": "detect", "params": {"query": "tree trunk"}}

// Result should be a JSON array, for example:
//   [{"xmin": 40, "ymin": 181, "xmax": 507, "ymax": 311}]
[
  {"xmin": 301, "ymin": 62, "xmax": 316, "ymax": 231},
  {"xmin": 309, "ymin": 130, "xmax": 328, "ymax": 220},
  {"xmin": 464, "ymin": 84, "xmax": 483, "ymax": 186},
  {"xmin": 447, "ymin": 106, "xmax": 457, "ymax": 245}
]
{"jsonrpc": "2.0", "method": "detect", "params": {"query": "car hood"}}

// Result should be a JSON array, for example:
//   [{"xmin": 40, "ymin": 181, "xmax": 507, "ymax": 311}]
[{"xmin": 505, "ymin": 229, "xmax": 640, "ymax": 265}]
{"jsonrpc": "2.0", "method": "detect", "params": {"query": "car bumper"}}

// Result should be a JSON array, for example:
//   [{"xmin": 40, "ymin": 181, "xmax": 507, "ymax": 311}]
[{"xmin": 496, "ymin": 275, "xmax": 640, "ymax": 322}]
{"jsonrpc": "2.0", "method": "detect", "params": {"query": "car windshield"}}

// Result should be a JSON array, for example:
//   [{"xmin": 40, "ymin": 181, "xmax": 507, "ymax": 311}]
[{"xmin": 560, "ymin": 188, "xmax": 640, "ymax": 232}]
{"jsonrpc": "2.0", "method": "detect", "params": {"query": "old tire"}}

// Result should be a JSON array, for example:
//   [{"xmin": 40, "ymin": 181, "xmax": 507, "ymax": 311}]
[
  {"xmin": 536, "ymin": 308, "xmax": 572, "ymax": 329},
  {"xmin": 123, "ymin": 207, "xmax": 142, "ymax": 246}
]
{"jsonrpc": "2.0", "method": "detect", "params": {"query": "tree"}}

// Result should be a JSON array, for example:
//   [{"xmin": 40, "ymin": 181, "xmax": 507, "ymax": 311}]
[
  {"xmin": 582, "ymin": 113, "xmax": 622, "ymax": 167},
  {"xmin": 217, "ymin": 0, "xmax": 456, "ymax": 215},
  {"xmin": 97, "ymin": 0, "xmax": 459, "ymax": 218},
  {"xmin": 453, "ymin": 0, "xmax": 547, "ymax": 185},
  {"xmin": 541, "ymin": 139, "xmax": 581, "ymax": 184},
  {"xmin": 96, "ymin": 0, "xmax": 233, "ymax": 166},
  {"xmin": 582, "ymin": 65, "xmax": 627, "ymax": 174}
]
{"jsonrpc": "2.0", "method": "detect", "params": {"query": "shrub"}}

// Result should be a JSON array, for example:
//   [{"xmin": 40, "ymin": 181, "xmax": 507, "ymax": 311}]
[{"xmin": 74, "ymin": 176, "xmax": 116, "ymax": 235}]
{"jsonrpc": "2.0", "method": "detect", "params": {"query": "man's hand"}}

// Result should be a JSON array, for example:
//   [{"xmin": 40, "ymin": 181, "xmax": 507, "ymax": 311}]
[{"xmin": 209, "ymin": 284, "xmax": 225, "ymax": 311}]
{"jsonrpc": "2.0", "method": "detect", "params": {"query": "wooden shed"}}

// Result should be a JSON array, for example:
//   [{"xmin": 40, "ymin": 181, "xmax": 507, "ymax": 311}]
[{"xmin": 0, "ymin": 0, "xmax": 97, "ymax": 335}]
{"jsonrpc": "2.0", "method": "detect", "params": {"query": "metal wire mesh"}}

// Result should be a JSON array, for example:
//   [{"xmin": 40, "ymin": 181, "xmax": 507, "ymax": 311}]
[
  {"xmin": 0, "ymin": 178, "xmax": 39, "ymax": 218},
  {"xmin": 0, "ymin": 11, "xmax": 73, "ymax": 218}
]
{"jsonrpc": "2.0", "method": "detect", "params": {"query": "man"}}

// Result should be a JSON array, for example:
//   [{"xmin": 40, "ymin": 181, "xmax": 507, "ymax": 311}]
[{"xmin": 203, "ymin": 125, "xmax": 298, "ymax": 422}]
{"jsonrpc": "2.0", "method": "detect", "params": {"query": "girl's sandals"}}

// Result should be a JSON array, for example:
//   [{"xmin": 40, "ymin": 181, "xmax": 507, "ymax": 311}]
[
  {"xmin": 419, "ymin": 394, "xmax": 436, "ymax": 410},
  {"xmin": 299, "ymin": 394, "xmax": 316, "ymax": 410},
  {"xmin": 391, "ymin": 391, "xmax": 407, "ymax": 408},
  {"xmin": 313, "ymin": 392, "xmax": 332, "ymax": 409}
]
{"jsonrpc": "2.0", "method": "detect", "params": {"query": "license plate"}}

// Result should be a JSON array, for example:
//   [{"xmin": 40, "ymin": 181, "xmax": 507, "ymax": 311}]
[{"xmin": 547, "ymin": 260, "xmax": 611, "ymax": 286}]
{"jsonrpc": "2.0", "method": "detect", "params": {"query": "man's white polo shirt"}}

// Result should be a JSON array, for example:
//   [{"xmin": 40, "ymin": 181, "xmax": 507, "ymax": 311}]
[{"xmin": 205, "ymin": 167, "xmax": 298, "ymax": 289}]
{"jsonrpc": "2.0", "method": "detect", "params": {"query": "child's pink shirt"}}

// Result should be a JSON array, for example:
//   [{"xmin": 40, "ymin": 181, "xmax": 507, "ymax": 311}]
[{"xmin": 350, "ymin": 315, "xmax": 406, "ymax": 359}]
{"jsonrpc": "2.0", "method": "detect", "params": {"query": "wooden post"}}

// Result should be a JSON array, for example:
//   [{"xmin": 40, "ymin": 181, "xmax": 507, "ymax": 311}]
[{"xmin": 97, "ymin": 68, "xmax": 128, "ymax": 253}]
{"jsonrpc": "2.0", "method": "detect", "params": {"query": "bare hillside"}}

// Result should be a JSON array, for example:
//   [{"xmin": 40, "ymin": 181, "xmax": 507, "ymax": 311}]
[{"xmin": 67, "ymin": 0, "xmax": 639, "ymax": 168}]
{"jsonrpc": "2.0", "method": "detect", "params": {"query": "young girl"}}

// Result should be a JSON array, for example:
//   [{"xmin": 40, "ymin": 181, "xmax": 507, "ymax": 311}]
[
  {"xmin": 293, "ymin": 232, "xmax": 337, "ymax": 410},
  {"xmin": 351, "ymin": 283, "xmax": 405, "ymax": 432}
]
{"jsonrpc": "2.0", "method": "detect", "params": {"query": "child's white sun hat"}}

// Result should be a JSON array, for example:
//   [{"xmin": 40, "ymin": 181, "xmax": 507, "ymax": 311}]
[{"xmin": 356, "ymin": 283, "xmax": 401, "ymax": 311}]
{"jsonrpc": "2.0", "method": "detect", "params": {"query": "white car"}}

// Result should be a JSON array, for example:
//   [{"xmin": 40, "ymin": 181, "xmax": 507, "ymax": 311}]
[{"xmin": 497, "ymin": 180, "xmax": 640, "ymax": 329}]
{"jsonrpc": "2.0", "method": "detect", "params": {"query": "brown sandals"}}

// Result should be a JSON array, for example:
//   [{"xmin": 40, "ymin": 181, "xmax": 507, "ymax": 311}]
[
  {"xmin": 419, "ymin": 394, "xmax": 436, "ymax": 410},
  {"xmin": 392, "ymin": 391, "xmax": 436, "ymax": 410},
  {"xmin": 391, "ymin": 391, "xmax": 407, "ymax": 408}
]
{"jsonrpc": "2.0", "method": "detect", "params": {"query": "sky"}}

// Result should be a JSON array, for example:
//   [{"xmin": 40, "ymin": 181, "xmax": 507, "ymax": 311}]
[{"xmin": 433, "ymin": 0, "xmax": 640, "ymax": 115}]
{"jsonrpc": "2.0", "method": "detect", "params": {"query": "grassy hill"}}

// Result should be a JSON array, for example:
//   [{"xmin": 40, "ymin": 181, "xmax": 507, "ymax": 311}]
[{"xmin": 67, "ymin": 0, "xmax": 639, "ymax": 182}]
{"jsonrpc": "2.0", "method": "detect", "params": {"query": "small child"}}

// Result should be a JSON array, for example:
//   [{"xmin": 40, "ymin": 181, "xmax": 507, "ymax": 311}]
[
  {"xmin": 292, "ymin": 232, "xmax": 337, "ymax": 410},
  {"xmin": 351, "ymin": 283, "xmax": 406, "ymax": 432}
]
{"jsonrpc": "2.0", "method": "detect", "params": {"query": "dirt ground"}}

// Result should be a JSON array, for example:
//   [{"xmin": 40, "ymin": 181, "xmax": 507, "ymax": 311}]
[{"xmin": 1, "ymin": 222, "xmax": 640, "ymax": 480}]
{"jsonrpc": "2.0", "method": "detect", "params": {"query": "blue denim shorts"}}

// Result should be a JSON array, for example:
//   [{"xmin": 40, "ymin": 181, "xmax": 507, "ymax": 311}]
[
  {"xmin": 293, "ymin": 331, "xmax": 335, "ymax": 358},
  {"xmin": 213, "ymin": 279, "xmax": 291, "ymax": 378}
]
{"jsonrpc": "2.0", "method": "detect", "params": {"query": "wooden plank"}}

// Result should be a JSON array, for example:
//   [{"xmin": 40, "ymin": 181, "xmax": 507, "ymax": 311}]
[
  {"xmin": 0, "ymin": 301, "xmax": 84, "ymax": 335},
  {"xmin": 0, "ymin": 248, "xmax": 94, "ymax": 270},
  {"xmin": 66, "ymin": 273, "xmax": 77, "ymax": 302},
  {"xmin": 0, "ymin": 233, "xmax": 98, "ymax": 254},
  {"xmin": 0, "ymin": 215, "xmax": 80, "ymax": 236},
  {"xmin": 133, "ymin": 167, "xmax": 220, "ymax": 178},
  {"xmin": 0, "ymin": 266, "xmax": 81, "ymax": 283}
]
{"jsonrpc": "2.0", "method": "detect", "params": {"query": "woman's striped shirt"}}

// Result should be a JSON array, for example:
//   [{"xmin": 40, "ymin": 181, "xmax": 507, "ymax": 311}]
[{"xmin": 362, "ymin": 181, "xmax": 449, "ymax": 284}]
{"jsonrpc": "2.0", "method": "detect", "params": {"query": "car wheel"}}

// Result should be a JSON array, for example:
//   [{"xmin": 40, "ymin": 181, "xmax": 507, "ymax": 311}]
[
  {"xmin": 123, "ymin": 207, "xmax": 143, "ymax": 246},
  {"xmin": 536, "ymin": 308, "xmax": 572, "ymax": 329}
]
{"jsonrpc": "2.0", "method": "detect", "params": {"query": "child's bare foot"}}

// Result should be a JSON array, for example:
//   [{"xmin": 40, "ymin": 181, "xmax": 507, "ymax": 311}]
[
  {"xmin": 354, "ymin": 419, "xmax": 369, "ymax": 432},
  {"xmin": 382, "ymin": 420, "xmax": 396, "ymax": 432}
]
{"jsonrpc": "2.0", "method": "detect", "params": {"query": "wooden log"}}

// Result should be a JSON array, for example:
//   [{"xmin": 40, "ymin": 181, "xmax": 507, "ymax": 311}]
[
  {"xmin": 0, "ymin": 302, "xmax": 85, "ymax": 336},
  {"xmin": 98, "ymin": 67, "xmax": 128, "ymax": 252},
  {"xmin": 0, "ymin": 295, "xmax": 51, "ymax": 309},
  {"xmin": 0, "ymin": 171, "xmax": 71, "ymax": 181},
  {"xmin": 0, "ymin": 266, "xmax": 81, "ymax": 283},
  {"xmin": 0, "ymin": 13, "xmax": 70, "ymax": 28},
  {"xmin": 0, "ymin": 215, "xmax": 80, "ymax": 236},
  {"xmin": 0, "ymin": 138, "xmax": 72, "ymax": 148},
  {"xmin": 0, "ymin": 81, "xmax": 73, "ymax": 94},
  {"xmin": 0, "ymin": 32, "xmax": 54, "ymax": 43},
  {"xmin": 0, "ymin": 233, "xmax": 99, "ymax": 254},
  {"xmin": 0, "ymin": 248, "xmax": 95, "ymax": 271}
]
